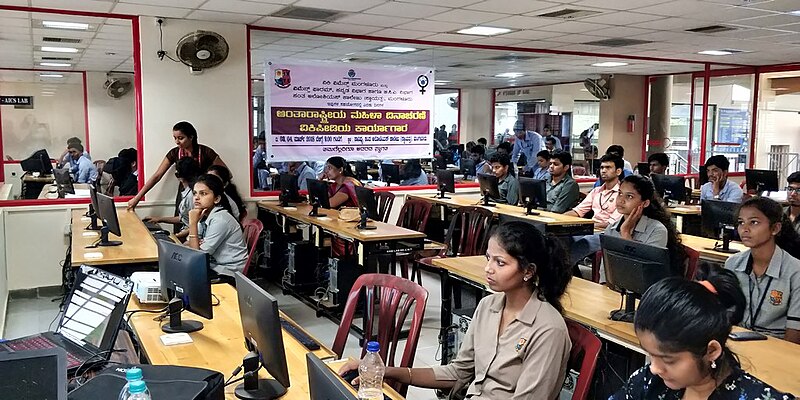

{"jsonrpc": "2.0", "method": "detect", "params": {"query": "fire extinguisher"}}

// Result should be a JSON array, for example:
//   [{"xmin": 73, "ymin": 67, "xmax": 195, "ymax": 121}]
[{"xmin": 627, "ymin": 115, "xmax": 635, "ymax": 133}]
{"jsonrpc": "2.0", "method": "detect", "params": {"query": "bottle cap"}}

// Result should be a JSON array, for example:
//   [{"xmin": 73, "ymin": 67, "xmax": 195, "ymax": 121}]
[
  {"xmin": 129, "ymin": 380, "xmax": 147, "ymax": 394},
  {"xmin": 366, "ymin": 341, "xmax": 380, "ymax": 352},
  {"xmin": 126, "ymin": 367, "xmax": 143, "ymax": 381}
]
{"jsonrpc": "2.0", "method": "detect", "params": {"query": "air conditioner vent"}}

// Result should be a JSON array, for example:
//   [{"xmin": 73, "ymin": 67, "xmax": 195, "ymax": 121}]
[
  {"xmin": 536, "ymin": 9, "xmax": 602, "ymax": 19},
  {"xmin": 42, "ymin": 37, "xmax": 82, "ymax": 44},
  {"xmin": 488, "ymin": 54, "xmax": 538, "ymax": 62},
  {"xmin": 686, "ymin": 25, "xmax": 737, "ymax": 34},
  {"xmin": 270, "ymin": 6, "xmax": 346, "ymax": 22},
  {"xmin": 584, "ymin": 38, "xmax": 653, "ymax": 47}
]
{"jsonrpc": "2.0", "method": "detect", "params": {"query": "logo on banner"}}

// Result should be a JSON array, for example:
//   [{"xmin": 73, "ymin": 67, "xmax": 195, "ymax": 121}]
[
  {"xmin": 274, "ymin": 69, "xmax": 291, "ymax": 88},
  {"xmin": 347, "ymin": 69, "xmax": 356, "ymax": 78},
  {"xmin": 417, "ymin": 74, "xmax": 429, "ymax": 94}
]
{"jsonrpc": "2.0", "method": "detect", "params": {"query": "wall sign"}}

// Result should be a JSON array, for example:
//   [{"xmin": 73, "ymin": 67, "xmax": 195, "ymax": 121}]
[{"xmin": 0, "ymin": 96, "xmax": 33, "ymax": 106}]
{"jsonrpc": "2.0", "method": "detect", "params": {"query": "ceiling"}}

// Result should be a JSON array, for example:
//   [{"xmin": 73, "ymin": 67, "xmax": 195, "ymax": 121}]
[{"xmin": 2, "ymin": 0, "xmax": 800, "ymax": 87}]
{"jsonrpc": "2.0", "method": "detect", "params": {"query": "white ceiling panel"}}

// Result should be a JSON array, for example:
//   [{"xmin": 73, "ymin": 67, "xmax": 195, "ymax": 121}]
[
  {"xmin": 631, "ymin": 0, "xmax": 721, "ymax": 17},
  {"xmin": 363, "ymin": 2, "xmax": 452, "ymax": 19},
  {"xmin": 571, "ymin": 0, "xmax": 666, "ymax": 10},
  {"xmin": 185, "ymin": 10, "xmax": 261, "ymax": 24},
  {"xmin": 400, "ymin": 0, "xmax": 481, "ymax": 7},
  {"xmin": 465, "ymin": 0, "xmax": 559, "ymax": 15},
  {"xmin": 744, "ymin": 0, "xmax": 800, "ymax": 13},
  {"xmin": 30, "ymin": 0, "xmax": 114, "ymax": 13},
  {"xmin": 542, "ymin": 21, "xmax": 610, "ymax": 34},
  {"xmin": 732, "ymin": 13, "xmax": 800, "ymax": 28},
  {"xmin": 310, "ymin": 22, "xmax": 382, "ymax": 35},
  {"xmin": 251, "ymin": 16, "xmax": 326, "ymax": 30},
  {"xmin": 112, "ymin": 3, "xmax": 192, "ymax": 18},
  {"xmin": 391, "ymin": 19, "xmax": 469, "ymax": 33},
  {"xmin": 294, "ymin": 0, "xmax": 389, "ymax": 12},
  {"xmin": 487, "ymin": 15, "xmax": 561, "ymax": 30},
  {"xmin": 119, "ymin": 0, "xmax": 205, "ymax": 7},
  {"xmin": 579, "ymin": 11, "xmax": 664, "ymax": 26},
  {"xmin": 333, "ymin": 13, "xmax": 414, "ymax": 28},
  {"xmin": 426, "ymin": 9, "xmax": 502, "ymax": 24},
  {"xmin": 200, "ymin": 0, "xmax": 284, "ymax": 16},
  {"xmin": 367, "ymin": 28, "xmax": 431, "ymax": 40}
]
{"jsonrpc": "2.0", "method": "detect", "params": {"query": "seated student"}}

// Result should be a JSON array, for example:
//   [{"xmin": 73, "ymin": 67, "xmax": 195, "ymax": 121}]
[
  {"xmin": 400, "ymin": 159, "xmax": 429, "ymax": 186},
  {"xmin": 103, "ymin": 157, "xmax": 137, "ymax": 196},
  {"xmin": 339, "ymin": 221, "xmax": 572, "ymax": 399},
  {"xmin": 611, "ymin": 265, "xmax": 794, "ymax": 400},
  {"xmin": 477, "ymin": 137, "xmax": 487, "ymax": 148},
  {"xmin": 593, "ymin": 145, "xmax": 633, "ymax": 187},
  {"xmin": 566, "ymin": 154, "xmax": 623, "ymax": 229},
  {"xmin": 784, "ymin": 171, "xmax": 800, "ymax": 235},
  {"xmin": 647, "ymin": 152, "xmax": 669, "ymax": 175},
  {"xmin": 118, "ymin": 148, "xmax": 137, "ymax": 176},
  {"xmin": 470, "ymin": 145, "xmax": 490, "ymax": 177},
  {"xmin": 532, "ymin": 150, "xmax": 551, "ymax": 181},
  {"xmin": 489, "ymin": 152, "xmax": 519, "ymax": 206},
  {"xmin": 325, "ymin": 156, "xmax": 361, "ymax": 209},
  {"xmin": 58, "ymin": 137, "xmax": 90, "ymax": 168},
  {"xmin": 288, "ymin": 161, "xmax": 317, "ymax": 191},
  {"xmin": 144, "ymin": 157, "xmax": 200, "ymax": 241},
  {"xmin": 207, "ymin": 165, "xmax": 245, "ymax": 221},
  {"xmin": 725, "ymin": 196, "xmax": 800, "ymax": 344},
  {"xmin": 67, "ymin": 142, "xmax": 97, "ymax": 184},
  {"xmin": 546, "ymin": 151, "xmax": 580, "ymax": 213},
  {"xmin": 601, "ymin": 175, "xmax": 685, "ymax": 282},
  {"xmin": 700, "ymin": 155, "xmax": 743, "ymax": 203},
  {"xmin": 186, "ymin": 174, "xmax": 248, "ymax": 278},
  {"xmin": 495, "ymin": 141, "xmax": 513, "ymax": 157},
  {"xmin": 544, "ymin": 136, "xmax": 558, "ymax": 153}
]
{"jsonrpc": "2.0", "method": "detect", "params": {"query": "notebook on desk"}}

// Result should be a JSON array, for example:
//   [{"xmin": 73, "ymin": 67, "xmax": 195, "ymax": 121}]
[{"xmin": 0, "ymin": 266, "xmax": 132, "ymax": 375}]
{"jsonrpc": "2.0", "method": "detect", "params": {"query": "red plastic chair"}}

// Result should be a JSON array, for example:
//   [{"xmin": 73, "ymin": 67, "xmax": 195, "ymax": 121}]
[
  {"xmin": 395, "ymin": 199, "xmax": 434, "ymax": 282},
  {"xmin": 683, "ymin": 244, "xmax": 700, "ymax": 280},
  {"xmin": 375, "ymin": 191, "xmax": 396, "ymax": 223},
  {"xmin": 332, "ymin": 273, "xmax": 428, "ymax": 396},
  {"xmin": 241, "ymin": 219, "xmax": 264, "ymax": 277},
  {"xmin": 566, "ymin": 320, "xmax": 602, "ymax": 400}
]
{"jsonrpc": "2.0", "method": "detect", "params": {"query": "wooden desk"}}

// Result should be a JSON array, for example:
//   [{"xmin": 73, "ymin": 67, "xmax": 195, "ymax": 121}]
[
  {"xmin": 681, "ymin": 234, "xmax": 746, "ymax": 263},
  {"xmin": 127, "ymin": 284, "xmax": 403, "ymax": 399},
  {"xmin": 431, "ymin": 256, "xmax": 800, "ymax": 395},
  {"xmin": 38, "ymin": 183, "xmax": 90, "ymax": 199},
  {"xmin": 21, "ymin": 172, "xmax": 54, "ymax": 199},
  {"xmin": 70, "ymin": 209, "xmax": 159, "ymax": 266}
]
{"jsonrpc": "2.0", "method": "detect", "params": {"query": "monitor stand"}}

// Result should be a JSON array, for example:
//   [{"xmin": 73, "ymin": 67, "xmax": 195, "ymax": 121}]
[
  {"xmin": 161, "ymin": 297, "xmax": 203, "ymax": 333},
  {"xmin": 524, "ymin": 201, "xmax": 540, "ymax": 216},
  {"xmin": 356, "ymin": 211, "xmax": 377, "ymax": 230},
  {"xmin": 279, "ymin": 190, "xmax": 290, "ymax": 208},
  {"xmin": 97, "ymin": 225, "xmax": 123, "ymax": 247},
  {"xmin": 85, "ymin": 212, "xmax": 101, "ymax": 231},
  {"xmin": 234, "ymin": 352, "xmax": 286, "ymax": 400},
  {"xmin": 481, "ymin": 191, "xmax": 496, "ymax": 207},
  {"xmin": 434, "ymin": 184, "xmax": 450, "ymax": 199},
  {"xmin": 710, "ymin": 226, "xmax": 739, "ymax": 254},
  {"xmin": 609, "ymin": 291, "xmax": 636, "ymax": 323},
  {"xmin": 308, "ymin": 201, "xmax": 327, "ymax": 218}
]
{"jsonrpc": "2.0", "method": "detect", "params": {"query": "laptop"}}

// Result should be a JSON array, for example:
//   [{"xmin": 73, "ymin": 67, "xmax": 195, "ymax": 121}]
[
  {"xmin": 0, "ymin": 265, "xmax": 133, "ymax": 375},
  {"xmin": 0, "ymin": 348, "xmax": 67, "ymax": 400}
]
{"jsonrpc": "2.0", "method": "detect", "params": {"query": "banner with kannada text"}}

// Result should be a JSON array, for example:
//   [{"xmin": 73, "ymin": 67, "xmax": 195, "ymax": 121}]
[{"xmin": 265, "ymin": 60, "xmax": 434, "ymax": 162}]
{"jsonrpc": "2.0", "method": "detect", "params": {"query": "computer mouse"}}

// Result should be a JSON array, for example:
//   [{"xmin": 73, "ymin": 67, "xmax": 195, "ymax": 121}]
[
  {"xmin": 153, "ymin": 229, "xmax": 171, "ymax": 236},
  {"xmin": 341, "ymin": 370, "xmax": 359, "ymax": 387}
]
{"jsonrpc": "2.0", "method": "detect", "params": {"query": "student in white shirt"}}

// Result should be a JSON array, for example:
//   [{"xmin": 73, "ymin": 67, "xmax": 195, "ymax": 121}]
[{"xmin": 143, "ymin": 157, "xmax": 200, "ymax": 241}]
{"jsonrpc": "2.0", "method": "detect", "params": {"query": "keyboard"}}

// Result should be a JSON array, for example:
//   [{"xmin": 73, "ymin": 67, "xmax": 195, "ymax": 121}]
[
  {"xmin": 3, "ymin": 335, "xmax": 83, "ymax": 368},
  {"xmin": 142, "ymin": 220, "xmax": 163, "ymax": 231},
  {"xmin": 279, "ymin": 317, "xmax": 321, "ymax": 350}
]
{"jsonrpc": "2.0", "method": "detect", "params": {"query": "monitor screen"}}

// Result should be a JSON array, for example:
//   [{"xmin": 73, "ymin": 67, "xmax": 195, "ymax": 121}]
[
  {"xmin": 53, "ymin": 168, "xmax": 75, "ymax": 195},
  {"xmin": 0, "ymin": 348, "xmax": 67, "ymax": 400},
  {"xmin": 354, "ymin": 186, "xmax": 379, "ymax": 221},
  {"xmin": 96, "ymin": 193, "xmax": 121, "ymax": 237},
  {"xmin": 436, "ymin": 170, "xmax": 455, "ymax": 194},
  {"xmin": 460, "ymin": 159, "xmax": 476, "ymax": 177},
  {"xmin": 20, "ymin": 149, "xmax": 53, "ymax": 175},
  {"xmin": 700, "ymin": 199, "xmax": 740, "ymax": 240},
  {"xmin": 745, "ymin": 169, "xmax": 779, "ymax": 192},
  {"xmin": 518, "ymin": 178, "xmax": 547, "ymax": 209},
  {"xmin": 602, "ymin": 235, "xmax": 672, "ymax": 298},
  {"xmin": 477, "ymin": 173, "xmax": 500, "ymax": 200},
  {"xmin": 306, "ymin": 179, "xmax": 331, "ymax": 210},
  {"xmin": 353, "ymin": 162, "xmax": 369, "ymax": 181},
  {"xmin": 699, "ymin": 166, "xmax": 709, "ymax": 186},
  {"xmin": 278, "ymin": 173, "xmax": 301, "ymax": 202},
  {"xmin": 307, "ymin": 353, "xmax": 357, "ymax": 400},
  {"xmin": 158, "ymin": 240, "xmax": 212, "ymax": 320},
  {"xmin": 381, "ymin": 164, "xmax": 400, "ymax": 185},
  {"xmin": 650, "ymin": 174, "xmax": 686, "ymax": 203},
  {"xmin": 89, "ymin": 185, "xmax": 101, "ymax": 220},
  {"xmin": 637, "ymin": 162, "xmax": 650, "ymax": 176}
]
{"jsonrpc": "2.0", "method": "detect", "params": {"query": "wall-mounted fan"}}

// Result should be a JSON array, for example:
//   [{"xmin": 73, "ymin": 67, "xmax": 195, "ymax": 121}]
[
  {"xmin": 104, "ymin": 74, "xmax": 132, "ymax": 99},
  {"xmin": 176, "ymin": 30, "xmax": 229, "ymax": 74},
  {"xmin": 447, "ymin": 96, "xmax": 458, "ymax": 109},
  {"xmin": 584, "ymin": 76, "xmax": 611, "ymax": 101}
]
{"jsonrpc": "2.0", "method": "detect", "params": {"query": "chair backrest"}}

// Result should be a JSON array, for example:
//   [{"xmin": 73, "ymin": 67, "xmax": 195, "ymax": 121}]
[
  {"xmin": 332, "ymin": 273, "xmax": 428, "ymax": 396},
  {"xmin": 395, "ymin": 198, "xmax": 433, "ymax": 233},
  {"xmin": 682, "ymin": 243, "xmax": 700, "ymax": 280},
  {"xmin": 566, "ymin": 320, "xmax": 602, "ymax": 400},
  {"xmin": 442, "ymin": 206, "xmax": 493, "ymax": 257},
  {"xmin": 572, "ymin": 166, "xmax": 587, "ymax": 176},
  {"xmin": 241, "ymin": 218, "xmax": 264, "ymax": 276},
  {"xmin": 375, "ymin": 191, "xmax": 396, "ymax": 223}
]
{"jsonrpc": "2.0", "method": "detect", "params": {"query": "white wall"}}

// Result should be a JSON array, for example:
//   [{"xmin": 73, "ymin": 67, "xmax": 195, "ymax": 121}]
[
  {"xmin": 85, "ymin": 71, "xmax": 136, "ymax": 162},
  {"xmin": 459, "ymin": 88, "xmax": 492, "ymax": 144}
]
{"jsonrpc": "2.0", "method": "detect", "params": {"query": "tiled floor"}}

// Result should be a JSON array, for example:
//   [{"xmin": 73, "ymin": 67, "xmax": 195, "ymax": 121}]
[{"xmin": 3, "ymin": 270, "xmax": 448, "ymax": 400}]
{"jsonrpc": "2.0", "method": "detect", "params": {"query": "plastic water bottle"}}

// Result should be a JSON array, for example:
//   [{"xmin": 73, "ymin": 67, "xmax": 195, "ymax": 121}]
[
  {"xmin": 358, "ymin": 341, "xmax": 385, "ymax": 400},
  {"xmin": 118, "ymin": 367, "xmax": 145, "ymax": 400},
  {"xmin": 125, "ymin": 380, "xmax": 151, "ymax": 400}
]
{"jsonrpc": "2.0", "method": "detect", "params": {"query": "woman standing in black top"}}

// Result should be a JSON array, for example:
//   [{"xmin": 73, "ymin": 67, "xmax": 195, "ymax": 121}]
[{"xmin": 128, "ymin": 121, "xmax": 227, "ymax": 209}]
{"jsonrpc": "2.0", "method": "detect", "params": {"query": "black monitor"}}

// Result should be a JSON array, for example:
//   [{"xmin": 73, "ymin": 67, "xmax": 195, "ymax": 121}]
[
  {"xmin": 86, "ymin": 185, "xmax": 101, "ymax": 230},
  {"xmin": 20, "ymin": 149, "xmax": 53, "ymax": 175},
  {"xmin": 53, "ymin": 168, "xmax": 74, "ymax": 197},
  {"xmin": 477, "ymin": 172, "xmax": 499, "ymax": 207},
  {"xmin": 234, "ymin": 272, "xmax": 290, "ymax": 399},
  {"xmin": 601, "ymin": 235, "xmax": 672, "ymax": 323},
  {"xmin": 158, "ymin": 240, "xmax": 212, "ymax": 333},
  {"xmin": 306, "ymin": 178, "xmax": 331, "ymax": 217},
  {"xmin": 354, "ymin": 186, "xmax": 379, "ymax": 221},
  {"xmin": 278, "ymin": 173, "xmax": 301, "ymax": 206},
  {"xmin": 95, "ymin": 193, "xmax": 122, "ymax": 247},
  {"xmin": 435, "ymin": 170, "xmax": 455, "ymax": 199},
  {"xmin": 441, "ymin": 149, "xmax": 455, "ymax": 165},
  {"xmin": 0, "ymin": 348, "xmax": 67, "ymax": 400},
  {"xmin": 353, "ymin": 162, "xmax": 369, "ymax": 181},
  {"xmin": 381, "ymin": 164, "xmax": 401, "ymax": 185},
  {"xmin": 651, "ymin": 174, "xmax": 686, "ymax": 205},
  {"xmin": 700, "ymin": 199, "xmax": 740, "ymax": 253},
  {"xmin": 699, "ymin": 166, "xmax": 709, "ymax": 186},
  {"xmin": 460, "ymin": 158, "xmax": 476, "ymax": 178},
  {"xmin": 307, "ymin": 353, "xmax": 357, "ymax": 400},
  {"xmin": 434, "ymin": 155, "xmax": 447, "ymax": 170},
  {"xmin": 518, "ymin": 177, "xmax": 547, "ymax": 216},
  {"xmin": 745, "ymin": 169, "xmax": 779, "ymax": 193},
  {"xmin": 637, "ymin": 162, "xmax": 650, "ymax": 176}
]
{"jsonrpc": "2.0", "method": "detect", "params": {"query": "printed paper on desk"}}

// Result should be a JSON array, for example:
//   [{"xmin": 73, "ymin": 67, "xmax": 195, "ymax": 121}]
[
  {"xmin": 83, "ymin": 252, "xmax": 104, "ymax": 259},
  {"xmin": 536, "ymin": 217, "xmax": 555, "ymax": 222},
  {"xmin": 282, "ymin": 206, "xmax": 297, "ymax": 211},
  {"xmin": 317, "ymin": 217, "xmax": 332, "ymax": 221},
  {"xmin": 82, "ymin": 232, "xmax": 99, "ymax": 237}
]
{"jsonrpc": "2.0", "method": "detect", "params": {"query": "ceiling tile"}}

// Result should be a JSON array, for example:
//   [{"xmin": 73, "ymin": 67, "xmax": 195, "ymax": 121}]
[
  {"xmin": 500, "ymin": 29, "xmax": 565, "ymax": 41},
  {"xmin": 311, "ymin": 22, "xmax": 382, "ymax": 35},
  {"xmin": 334, "ymin": 13, "xmax": 414, "ymax": 28},
  {"xmin": 579, "ymin": 11, "xmax": 664, "ymax": 26},
  {"xmin": 487, "ymin": 15, "xmax": 561, "ymax": 30},
  {"xmin": 418, "ymin": 33, "xmax": 481, "ymax": 43},
  {"xmin": 118, "ymin": 0, "xmax": 205, "ymax": 6},
  {"xmin": 465, "ymin": 0, "xmax": 559, "ymax": 15},
  {"xmin": 364, "ymin": 2, "xmax": 452, "ymax": 19},
  {"xmin": 542, "ymin": 21, "xmax": 609, "ymax": 34},
  {"xmin": 251, "ymin": 16, "xmax": 326, "ymax": 30},
  {"xmin": 630, "ymin": 16, "xmax": 711, "ymax": 31},
  {"xmin": 368, "ymin": 28, "xmax": 431, "ymax": 39},
  {"xmin": 570, "ymin": 0, "xmax": 666, "ymax": 11},
  {"xmin": 112, "ymin": 3, "xmax": 192, "ymax": 18},
  {"xmin": 590, "ymin": 26, "xmax": 657, "ymax": 37},
  {"xmin": 293, "ymin": 0, "xmax": 389, "ymax": 12},
  {"xmin": 743, "ymin": 0, "xmax": 800, "ymax": 13},
  {"xmin": 31, "ymin": 0, "xmax": 113, "ymax": 13},
  {"xmin": 733, "ymin": 13, "xmax": 800, "ymax": 27},
  {"xmin": 392, "ymin": 19, "xmax": 469, "ymax": 33},
  {"xmin": 426, "ymin": 9, "xmax": 505, "ymax": 24},
  {"xmin": 631, "ymin": 0, "xmax": 720, "ymax": 17},
  {"xmin": 200, "ymin": 0, "xmax": 285, "ymax": 15},
  {"xmin": 185, "ymin": 10, "xmax": 262, "ymax": 24},
  {"xmin": 466, "ymin": 36, "xmax": 532, "ymax": 46},
  {"xmin": 401, "ymin": 0, "xmax": 480, "ymax": 6}
]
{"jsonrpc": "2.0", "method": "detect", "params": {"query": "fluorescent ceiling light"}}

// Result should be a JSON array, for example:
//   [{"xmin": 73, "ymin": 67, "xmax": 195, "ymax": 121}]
[
  {"xmin": 377, "ymin": 46, "xmax": 417, "ymax": 53},
  {"xmin": 591, "ymin": 62, "xmax": 628, "ymax": 67},
  {"xmin": 494, "ymin": 72, "xmax": 524, "ymax": 78},
  {"xmin": 789, "ymin": 10, "xmax": 800, "ymax": 16},
  {"xmin": 773, "ymin": 87, "xmax": 789, "ymax": 91},
  {"xmin": 698, "ymin": 50, "xmax": 733, "ymax": 56},
  {"xmin": 40, "ymin": 62, "xmax": 71, "ymax": 67},
  {"xmin": 43, "ymin": 20, "xmax": 89, "ymax": 30},
  {"xmin": 434, "ymin": 80, "xmax": 451, "ymax": 85},
  {"xmin": 456, "ymin": 26, "xmax": 512, "ymax": 36},
  {"xmin": 41, "ymin": 46, "xmax": 79, "ymax": 53},
  {"xmin": 39, "ymin": 73, "xmax": 63, "ymax": 78},
  {"xmin": 41, "ymin": 93, "xmax": 55, "ymax": 96}
]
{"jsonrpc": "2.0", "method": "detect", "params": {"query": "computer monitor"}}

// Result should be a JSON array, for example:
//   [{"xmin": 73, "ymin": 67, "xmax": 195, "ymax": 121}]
[
  {"xmin": 699, "ymin": 166, "xmax": 709, "ymax": 187},
  {"xmin": 158, "ymin": 240, "xmax": 212, "ymax": 333},
  {"xmin": 86, "ymin": 185, "xmax": 102, "ymax": 230},
  {"xmin": 650, "ymin": 174, "xmax": 686, "ymax": 205},
  {"xmin": 745, "ymin": 169, "xmax": 779, "ymax": 193},
  {"xmin": 518, "ymin": 177, "xmax": 547, "ymax": 216},
  {"xmin": 434, "ymin": 155, "xmax": 447, "ymax": 171},
  {"xmin": 353, "ymin": 162, "xmax": 369, "ymax": 181},
  {"xmin": 477, "ymin": 173, "xmax": 500, "ymax": 207},
  {"xmin": 306, "ymin": 178, "xmax": 331, "ymax": 217},
  {"xmin": 354, "ymin": 186, "xmax": 379, "ymax": 221},
  {"xmin": 700, "ymin": 199, "xmax": 740, "ymax": 253},
  {"xmin": 95, "ymin": 193, "xmax": 122, "ymax": 247},
  {"xmin": 460, "ymin": 158, "xmax": 476, "ymax": 178},
  {"xmin": 53, "ymin": 167, "xmax": 74, "ymax": 197},
  {"xmin": 307, "ymin": 353, "xmax": 357, "ymax": 400},
  {"xmin": 234, "ymin": 272, "xmax": 290, "ymax": 399},
  {"xmin": 0, "ymin": 348, "xmax": 67, "ymax": 400},
  {"xmin": 20, "ymin": 149, "xmax": 53, "ymax": 175},
  {"xmin": 441, "ymin": 149, "xmax": 455, "ymax": 165},
  {"xmin": 601, "ymin": 235, "xmax": 672, "ymax": 322},
  {"xmin": 637, "ymin": 162, "xmax": 650, "ymax": 176},
  {"xmin": 381, "ymin": 164, "xmax": 400, "ymax": 185},
  {"xmin": 278, "ymin": 173, "xmax": 301, "ymax": 206},
  {"xmin": 435, "ymin": 170, "xmax": 455, "ymax": 199}
]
